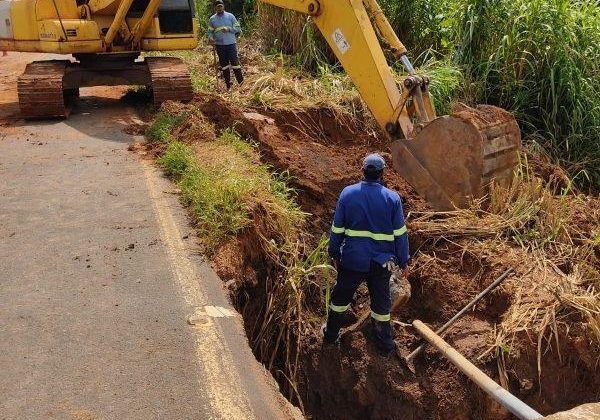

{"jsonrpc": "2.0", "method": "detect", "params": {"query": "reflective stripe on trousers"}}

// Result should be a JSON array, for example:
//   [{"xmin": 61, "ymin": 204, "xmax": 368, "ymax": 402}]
[
  {"xmin": 329, "ymin": 303, "xmax": 350, "ymax": 313},
  {"xmin": 370, "ymin": 310, "xmax": 390, "ymax": 322}
]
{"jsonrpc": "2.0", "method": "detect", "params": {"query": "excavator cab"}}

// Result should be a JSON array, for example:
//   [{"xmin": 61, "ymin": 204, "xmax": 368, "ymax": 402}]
[{"xmin": 260, "ymin": 0, "xmax": 521, "ymax": 210}]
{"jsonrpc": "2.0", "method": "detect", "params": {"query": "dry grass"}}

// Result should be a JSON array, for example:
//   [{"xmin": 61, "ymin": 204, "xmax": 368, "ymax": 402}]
[
  {"xmin": 411, "ymin": 153, "xmax": 600, "ymax": 376},
  {"xmin": 162, "ymin": 40, "xmax": 378, "ymax": 139}
]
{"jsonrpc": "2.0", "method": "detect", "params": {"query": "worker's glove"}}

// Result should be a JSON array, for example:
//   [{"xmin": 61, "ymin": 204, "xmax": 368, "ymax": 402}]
[
  {"xmin": 382, "ymin": 259, "xmax": 399, "ymax": 273},
  {"xmin": 390, "ymin": 265, "xmax": 411, "ymax": 310}
]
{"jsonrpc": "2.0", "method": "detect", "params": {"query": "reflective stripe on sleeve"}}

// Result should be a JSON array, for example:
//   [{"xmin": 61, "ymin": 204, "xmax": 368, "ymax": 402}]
[
  {"xmin": 221, "ymin": 65, "xmax": 231, "ymax": 70},
  {"xmin": 231, "ymin": 65, "xmax": 242, "ymax": 69},
  {"xmin": 370, "ymin": 311, "xmax": 390, "ymax": 322},
  {"xmin": 329, "ymin": 303, "xmax": 350, "ymax": 313},
  {"xmin": 394, "ymin": 225, "xmax": 407, "ymax": 236},
  {"xmin": 331, "ymin": 225, "xmax": 345, "ymax": 234}
]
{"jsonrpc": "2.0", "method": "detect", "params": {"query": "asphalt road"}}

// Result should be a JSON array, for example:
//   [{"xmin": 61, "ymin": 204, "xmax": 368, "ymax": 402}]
[{"xmin": 0, "ymin": 54, "xmax": 302, "ymax": 420}]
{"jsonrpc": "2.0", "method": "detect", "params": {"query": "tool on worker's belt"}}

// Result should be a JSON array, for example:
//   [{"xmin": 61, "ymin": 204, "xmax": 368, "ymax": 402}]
[
  {"xmin": 397, "ymin": 267, "xmax": 514, "ymax": 373},
  {"xmin": 340, "ymin": 261, "xmax": 411, "ymax": 337}
]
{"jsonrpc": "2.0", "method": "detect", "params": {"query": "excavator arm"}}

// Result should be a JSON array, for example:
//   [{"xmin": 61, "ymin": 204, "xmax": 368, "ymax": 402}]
[
  {"xmin": 261, "ymin": 0, "xmax": 418, "ymax": 137},
  {"xmin": 257, "ymin": 0, "xmax": 521, "ymax": 210}
]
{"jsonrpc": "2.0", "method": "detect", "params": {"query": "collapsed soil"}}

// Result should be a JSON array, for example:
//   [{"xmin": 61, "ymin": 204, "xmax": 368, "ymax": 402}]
[{"xmin": 154, "ymin": 94, "xmax": 600, "ymax": 420}]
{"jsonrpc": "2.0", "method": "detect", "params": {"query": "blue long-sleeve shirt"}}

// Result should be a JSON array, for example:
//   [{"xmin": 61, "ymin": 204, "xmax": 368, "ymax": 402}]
[
  {"xmin": 328, "ymin": 181, "xmax": 410, "ymax": 272},
  {"xmin": 207, "ymin": 12, "xmax": 241, "ymax": 46}
]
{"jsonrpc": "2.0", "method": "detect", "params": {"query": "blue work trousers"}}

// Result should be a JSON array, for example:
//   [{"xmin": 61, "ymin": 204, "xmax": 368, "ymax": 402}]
[
  {"xmin": 215, "ymin": 43, "xmax": 243, "ymax": 89},
  {"xmin": 325, "ymin": 261, "xmax": 395, "ymax": 352}
]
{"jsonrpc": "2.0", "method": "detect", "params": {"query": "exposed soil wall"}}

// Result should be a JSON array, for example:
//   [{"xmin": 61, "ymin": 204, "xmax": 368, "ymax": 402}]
[{"xmin": 159, "ymin": 94, "xmax": 600, "ymax": 420}]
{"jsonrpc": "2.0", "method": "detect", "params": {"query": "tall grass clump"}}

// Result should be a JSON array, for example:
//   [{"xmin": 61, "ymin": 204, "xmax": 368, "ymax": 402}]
[
  {"xmin": 410, "ymin": 56, "xmax": 466, "ymax": 115},
  {"xmin": 454, "ymin": 0, "xmax": 600, "ymax": 188},
  {"xmin": 379, "ymin": 0, "xmax": 455, "ymax": 56},
  {"xmin": 256, "ymin": 4, "xmax": 334, "ymax": 73}
]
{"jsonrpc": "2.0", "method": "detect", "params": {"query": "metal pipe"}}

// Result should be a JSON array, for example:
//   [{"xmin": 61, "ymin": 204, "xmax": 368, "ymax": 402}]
[
  {"xmin": 405, "ymin": 268, "xmax": 513, "ymax": 362},
  {"xmin": 400, "ymin": 55, "xmax": 415, "ymax": 75},
  {"xmin": 412, "ymin": 320, "xmax": 543, "ymax": 420}
]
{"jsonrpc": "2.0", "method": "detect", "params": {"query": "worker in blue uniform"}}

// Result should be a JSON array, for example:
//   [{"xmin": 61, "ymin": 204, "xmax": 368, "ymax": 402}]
[
  {"xmin": 324, "ymin": 153, "xmax": 410, "ymax": 355},
  {"xmin": 207, "ymin": 0, "xmax": 243, "ymax": 90}
]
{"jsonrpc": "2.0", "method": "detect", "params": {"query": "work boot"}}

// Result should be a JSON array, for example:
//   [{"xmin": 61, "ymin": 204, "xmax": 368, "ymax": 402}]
[
  {"xmin": 221, "ymin": 69, "xmax": 232, "ymax": 91},
  {"xmin": 371, "ymin": 319, "xmax": 395, "ymax": 355},
  {"xmin": 323, "ymin": 309, "xmax": 345, "ymax": 345},
  {"xmin": 233, "ymin": 68, "xmax": 244, "ymax": 85},
  {"xmin": 322, "ymin": 323, "xmax": 340, "ymax": 344}
]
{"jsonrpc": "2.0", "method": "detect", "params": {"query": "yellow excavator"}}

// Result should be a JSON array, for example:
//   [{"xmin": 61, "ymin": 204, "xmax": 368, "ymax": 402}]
[
  {"xmin": 0, "ymin": 0, "xmax": 520, "ymax": 210},
  {"xmin": 0, "ymin": 0, "xmax": 197, "ymax": 118},
  {"xmin": 258, "ymin": 0, "xmax": 521, "ymax": 210}
]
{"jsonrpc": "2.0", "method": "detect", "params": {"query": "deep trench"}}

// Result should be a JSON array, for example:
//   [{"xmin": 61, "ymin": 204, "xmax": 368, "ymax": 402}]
[{"xmin": 178, "ymin": 96, "xmax": 600, "ymax": 420}]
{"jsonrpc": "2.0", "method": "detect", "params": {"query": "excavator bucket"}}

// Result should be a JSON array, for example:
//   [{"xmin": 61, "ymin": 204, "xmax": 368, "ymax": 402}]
[{"xmin": 391, "ymin": 104, "xmax": 521, "ymax": 210}]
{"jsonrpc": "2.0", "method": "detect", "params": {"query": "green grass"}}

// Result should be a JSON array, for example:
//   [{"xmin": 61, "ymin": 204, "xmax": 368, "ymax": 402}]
[
  {"xmin": 152, "ymin": 109, "xmax": 334, "ymax": 403},
  {"xmin": 158, "ymin": 125, "xmax": 305, "ymax": 249},
  {"xmin": 411, "ymin": 56, "xmax": 465, "ymax": 115},
  {"xmin": 145, "ymin": 111, "xmax": 188, "ymax": 142},
  {"xmin": 452, "ymin": 0, "xmax": 600, "ymax": 188}
]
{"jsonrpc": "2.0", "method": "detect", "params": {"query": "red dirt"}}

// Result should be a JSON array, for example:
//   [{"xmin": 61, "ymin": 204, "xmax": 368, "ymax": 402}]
[
  {"xmin": 183, "ymin": 94, "xmax": 600, "ymax": 420},
  {"xmin": 195, "ymin": 96, "xmax": 428, "ymax": 233}
]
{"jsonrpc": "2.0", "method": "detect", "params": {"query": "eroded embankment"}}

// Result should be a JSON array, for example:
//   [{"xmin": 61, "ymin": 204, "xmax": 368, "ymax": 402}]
[{"xmin": 144, "ymin": 94, "xmax": 600, "ymax": 420}]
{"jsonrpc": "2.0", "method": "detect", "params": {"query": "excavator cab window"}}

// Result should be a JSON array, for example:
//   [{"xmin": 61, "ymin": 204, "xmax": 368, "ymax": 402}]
[
  {"xmin": 128, "ymin": 0, "xmax": 194, "ymax": 34},
  {"xmin": 158, "ymin": 0, "xmax": 194, "ymax": 34}
]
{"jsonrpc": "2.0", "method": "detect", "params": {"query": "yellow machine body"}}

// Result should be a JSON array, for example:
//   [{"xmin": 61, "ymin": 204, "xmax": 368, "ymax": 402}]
[
  {"xmin": 0, "ymin": 0, "xmax": 198, "ymax": 53},
  {"xmin": 0, "ymin": 0, "xmax": 198, "ymax": 119},
  {"xmin": 260, "ymin": 0, "xmax": 521, "ymax": 210}
]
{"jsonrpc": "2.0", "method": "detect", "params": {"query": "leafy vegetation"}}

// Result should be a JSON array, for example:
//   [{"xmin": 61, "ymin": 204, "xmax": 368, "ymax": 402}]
[{"xmin": 145, "ymin": 111, "xmax": 188, "ymax": 142}]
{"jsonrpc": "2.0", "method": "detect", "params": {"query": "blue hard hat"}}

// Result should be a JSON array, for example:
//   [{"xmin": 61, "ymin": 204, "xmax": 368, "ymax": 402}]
[{"xmin": 362, "ymin": 153, "xmax": 386, "ymax": 170}]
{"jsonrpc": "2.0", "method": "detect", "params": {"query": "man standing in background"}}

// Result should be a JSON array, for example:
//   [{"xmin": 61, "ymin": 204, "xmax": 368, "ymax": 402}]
[{"xmin": 207, "ymin": 0, "xmax": 244, "ymax": 90}]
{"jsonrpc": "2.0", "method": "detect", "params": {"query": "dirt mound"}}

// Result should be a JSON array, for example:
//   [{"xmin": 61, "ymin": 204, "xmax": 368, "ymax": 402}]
[{"xmin": 195, "ymin": 95, "xmax": 427, "ymax": 232}]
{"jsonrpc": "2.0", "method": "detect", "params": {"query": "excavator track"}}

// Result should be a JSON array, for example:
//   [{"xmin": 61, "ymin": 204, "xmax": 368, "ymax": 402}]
[
  {"xmin": 18, "ymin": 60, "xmax": 70, "ymax": 119},
  {"xmin": 146, "ymin": 57, "xmax": 193, "ymax": 104}
]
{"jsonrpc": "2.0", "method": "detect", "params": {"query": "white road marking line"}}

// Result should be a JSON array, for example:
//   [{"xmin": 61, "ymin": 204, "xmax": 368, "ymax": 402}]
[
  {"xmin": 142, "ymin": 161, "xmax": 256, "ymax": 420},
  {"xmin": 205, "ymin": 305, "xmax": 237, "ymax": 318}
]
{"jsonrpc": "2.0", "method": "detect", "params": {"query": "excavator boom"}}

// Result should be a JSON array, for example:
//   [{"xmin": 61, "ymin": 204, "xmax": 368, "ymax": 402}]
[{"xmin": 258, "ymin": 0, "xmax": 521, "ymax": 209}]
